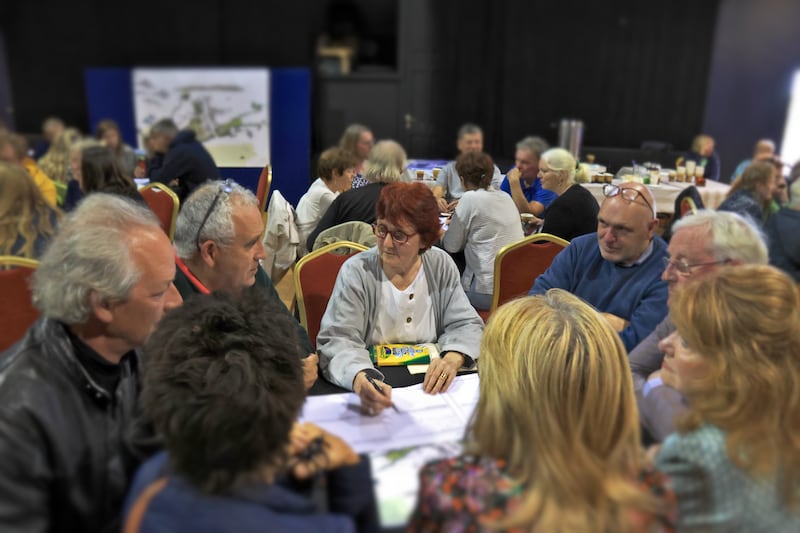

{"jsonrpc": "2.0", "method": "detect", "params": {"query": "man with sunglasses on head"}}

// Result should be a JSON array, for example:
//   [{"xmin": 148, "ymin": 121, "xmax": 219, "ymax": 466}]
[
  {"xmin": 529, "ymin": 182, "xmax": 668, "ymax": 352},
  {"xmin": 631, "ymin": 210, "xmax": 767, "ymax": 442},
  {"xmin": 172, "ymin": 180, "xmax": 319, "ymax": 391}
]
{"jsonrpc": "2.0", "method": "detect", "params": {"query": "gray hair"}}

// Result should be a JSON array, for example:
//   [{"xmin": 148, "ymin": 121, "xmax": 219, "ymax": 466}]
[
  {"xmin": 150, "ymin": 118, "xmax": 179, "ymax": 139},
  {"xmin": 173, "ymin": 180, "xmax": 258, "ymax": 260},
  {"xmin": 789, "ymin": 176, "xmax": 800, "ymax": 209},
  {"xmin": 457, "ymin": 123, "xmax": 483, "ymax": 139},
  {"xmin": 672, "ymin": 209, "xmax": 768, "ymax": 265},
  {"xmin": 363, "ymin": 140, "xmax": 408, "ymax": 184},
  {"xmin": 541, "ymin": 147, "xmax": 577, "ymax": 184},
  {"xmin": 32, "ymin": 194, "xmax": 162, "ymax": 324},
  {"xmin": 516, "ymin": 136, "xmax": 549, "ymax": 158},
  {"xmin": 338, "ymin": 123, "xmax": 371, "ymax": 156}
]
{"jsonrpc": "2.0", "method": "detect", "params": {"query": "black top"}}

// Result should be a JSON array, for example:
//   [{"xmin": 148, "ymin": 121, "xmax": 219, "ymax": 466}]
[
  {"xmin": 306, "ymin": 182, "xmax": 386, "ymax": 251},
  {"xmin": 541, "ymin": 183, "xmax": 599, "ymax": 241},
  {"xmin": 151, "ymin": 130, "xmax": 220, "ymax": 202}
]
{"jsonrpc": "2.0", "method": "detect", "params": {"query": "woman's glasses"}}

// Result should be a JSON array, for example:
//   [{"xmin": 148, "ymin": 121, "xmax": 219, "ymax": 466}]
[
  {"xmin": 372, "ymin": 223, "xmax": 416, "ymax": 244},
  {"xmin": 195, "ymin": 180, "xmax": 234, "ymax": 249}
]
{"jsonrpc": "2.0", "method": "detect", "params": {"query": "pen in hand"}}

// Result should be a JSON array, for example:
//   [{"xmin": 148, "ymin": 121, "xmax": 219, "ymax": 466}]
[{"xmin": 366, "ymin": 374, "xmax": 399, "ymax": 413}]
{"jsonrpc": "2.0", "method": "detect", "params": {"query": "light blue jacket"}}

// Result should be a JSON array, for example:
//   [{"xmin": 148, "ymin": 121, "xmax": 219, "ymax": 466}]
[{"xmin": 656, "ymin": 424, "xmax": 800, "ymax": 531}]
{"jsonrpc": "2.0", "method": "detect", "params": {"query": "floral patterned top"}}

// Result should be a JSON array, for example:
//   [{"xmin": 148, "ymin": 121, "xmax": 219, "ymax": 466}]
[{"xmin": 407, "ymin": 455, "xmax": 676, "ymax": 533}]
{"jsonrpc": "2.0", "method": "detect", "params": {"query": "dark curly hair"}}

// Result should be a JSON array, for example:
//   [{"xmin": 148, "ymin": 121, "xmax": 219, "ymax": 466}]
[{"xmin": 141, "ymin": 289, "xmax": 305, "ymax": 494}]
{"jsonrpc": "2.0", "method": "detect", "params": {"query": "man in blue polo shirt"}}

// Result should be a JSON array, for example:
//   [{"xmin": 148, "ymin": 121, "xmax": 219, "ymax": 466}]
[
  {"xmin": 500, "ymin": 135, "xmax": 557, "ymax": 216},
  {"xmin": 530, "ymin": 182, "xmax": 668, "ymax": 351}
]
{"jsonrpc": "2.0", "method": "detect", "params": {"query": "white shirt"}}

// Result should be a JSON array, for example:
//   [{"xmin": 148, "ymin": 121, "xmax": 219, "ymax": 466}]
[
  {"xmin": 296, "ymin": 178, "xmax": 338, "ymax": 245},
  {"xmin": 369, "ymin": 266, "xmax": 436, "ymax": 344},
  {"xmin": 442, "ymin": 188, "xmax": 524, "ymax": 294}
]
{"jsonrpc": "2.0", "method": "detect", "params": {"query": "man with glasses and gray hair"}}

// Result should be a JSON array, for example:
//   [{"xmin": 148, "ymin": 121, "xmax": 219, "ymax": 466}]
[
  {"xmin": 529, "ymin": 182, "xmax": 668, "ymax": 351},
  {"xmin": 0, "ymin": 194, "xmax": 182, "ymax": 532},
  {"xmin": 173, "ymin": 180, "xmax": 319, "ymax": 390},
  {"xmin": 631, "ymin": 210, "xmax": 767, "ymax": 442}
]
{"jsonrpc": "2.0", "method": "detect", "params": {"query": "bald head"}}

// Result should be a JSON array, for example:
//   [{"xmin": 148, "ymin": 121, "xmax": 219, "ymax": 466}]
[
  {"xmin": 597, "ymin": 183, "xmax": 659, "ymax": 265},
  {"xmin": 754, "ymin": 139, "xmax": 775, "ymax": 159}
]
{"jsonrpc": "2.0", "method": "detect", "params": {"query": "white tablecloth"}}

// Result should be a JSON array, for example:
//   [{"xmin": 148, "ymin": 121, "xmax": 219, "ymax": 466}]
[{"xmin": 583, "ymin": 179, "xmax": 730, "ymax": 214}]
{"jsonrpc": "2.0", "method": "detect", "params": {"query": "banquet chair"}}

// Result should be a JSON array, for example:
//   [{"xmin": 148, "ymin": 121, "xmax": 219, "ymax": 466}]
[
  {"xmin": 294, "ymin": 241, "xmax": 368, "ymax": 349},
  {"xmin": 483, "ymin": 233, "xmax": 569, "ymax": 320},
  {"xmin": 140, "ymin": 183, "xmax": 180, "ymax": 241},
  {"xmin": 0, "ymin": 256, "xmax": 40, "ymax": 353},
  {"xmin": 256, "ymin": 164, "xmax": 272, "ymax": 217}
]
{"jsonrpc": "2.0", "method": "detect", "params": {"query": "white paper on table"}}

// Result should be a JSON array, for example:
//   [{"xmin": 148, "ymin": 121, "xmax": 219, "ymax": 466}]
[{"xmin": 299, "ymin": 374, "xmax": 479, "ymax": 455}]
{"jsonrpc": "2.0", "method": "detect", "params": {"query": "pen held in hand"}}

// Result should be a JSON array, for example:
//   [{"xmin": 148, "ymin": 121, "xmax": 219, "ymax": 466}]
[{"xmin": 366, "ymin": 374, "xmax": 400, "ymax": 413}]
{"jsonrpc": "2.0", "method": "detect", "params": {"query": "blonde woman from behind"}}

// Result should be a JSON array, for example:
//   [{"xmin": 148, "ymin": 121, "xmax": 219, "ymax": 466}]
[{"xmin": 408, "ymin": 290, "xmax": 676, "ymax": 532}]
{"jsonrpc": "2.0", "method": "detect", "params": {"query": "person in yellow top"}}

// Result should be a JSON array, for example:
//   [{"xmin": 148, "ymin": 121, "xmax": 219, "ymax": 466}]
[{"xmin": 0, "ymin": 131, "xmax": 57, "ymax": 206}]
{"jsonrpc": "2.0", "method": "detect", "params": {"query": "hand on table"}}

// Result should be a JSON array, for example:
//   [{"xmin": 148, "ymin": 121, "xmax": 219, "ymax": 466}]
[
  {"xmin": 423, "ymin": 351, "xmax": 465, "ymax": 394},
  {"xmin": 302, "ymin": 353, "xmax": 319, "ymax": 390},
  {"xmin": 289, "ymin": 422, "xmax": 359, "ymax": 480},
  {"xmin": 353, "ymin": 371, "xmax": 393, "ymax": 416}
]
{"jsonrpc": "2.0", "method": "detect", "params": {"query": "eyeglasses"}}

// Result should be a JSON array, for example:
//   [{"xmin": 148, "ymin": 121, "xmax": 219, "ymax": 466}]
[
  {"xmin": 603, "ymin": 184, "xmax": 654, "ymax": 215},
  {"xmin": 195, "ymin": 179, "xmax": 234, "ymax": 250},
  {"xmin": 372, "ymin": 223, "xmax": 416, "ymax": 244},
  {"xmin": 662, "ymin": 256, "xmax": 729, "ymax": 275}
]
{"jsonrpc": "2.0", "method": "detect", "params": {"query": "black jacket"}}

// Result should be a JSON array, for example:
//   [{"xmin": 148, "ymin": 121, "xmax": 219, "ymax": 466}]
[
  {"xmin": 150, "ymin": 130, "xmax": 220, "ymax": 202},
  {"xmin": 0, "ymin": 318, "xmax": 140, "ymax": 533}
]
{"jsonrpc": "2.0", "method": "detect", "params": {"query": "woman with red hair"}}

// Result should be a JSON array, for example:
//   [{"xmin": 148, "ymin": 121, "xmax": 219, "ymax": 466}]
[{"xmin": 317, "ymin": 182, "xmax": 484, "ymax": 414}]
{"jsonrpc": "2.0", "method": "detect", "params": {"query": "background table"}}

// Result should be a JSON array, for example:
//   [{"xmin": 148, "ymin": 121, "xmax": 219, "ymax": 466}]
[{"xmin": 583, "ymin": 179, "xmax": 730, "ymax": 214}]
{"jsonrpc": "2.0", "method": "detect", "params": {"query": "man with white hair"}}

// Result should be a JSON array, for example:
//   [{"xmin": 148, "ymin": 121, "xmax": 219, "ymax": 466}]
[
  {"xmin": 173, "ymin": 179, "xmax": 319, "ymax": 389},
  {"xmin": 530, "ymin": 182, "xmax": 668, "ymax": 351},
  {"xmin": 631, "ymin": 210, "xmax": 768, "ymax": 441},
  {"xmin": 0, "ymin": 195, "xmax": 182, "ymax": 532}
]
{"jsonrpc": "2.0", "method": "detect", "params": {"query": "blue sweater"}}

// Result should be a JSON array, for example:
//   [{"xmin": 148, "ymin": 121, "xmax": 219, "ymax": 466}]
[{"xmin": 529, "ymin": 233, "xmax": 669, "ymax": 351}]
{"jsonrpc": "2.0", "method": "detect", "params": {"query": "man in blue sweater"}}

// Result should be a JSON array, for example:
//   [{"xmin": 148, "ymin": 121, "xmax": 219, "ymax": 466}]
[{"xmin": 530, "ymin": 182, "xmax": 668, "ymax": 351}]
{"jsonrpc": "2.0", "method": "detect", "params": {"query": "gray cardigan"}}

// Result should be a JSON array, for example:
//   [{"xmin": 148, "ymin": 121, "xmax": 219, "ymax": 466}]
[{"xmin": 318, "ymin": 246, "xmax": 484, "ymax": 389}]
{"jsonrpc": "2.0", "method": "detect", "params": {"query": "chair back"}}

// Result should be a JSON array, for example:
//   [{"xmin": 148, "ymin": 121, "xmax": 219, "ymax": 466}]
[
  {"xmin": 663, "ymin": 185, "xmax": 704, "ymax": 242},
  {"xmin": 140, "ymin": 183, "xmax": 180, "ymax": 241},
  {"xmin": 0, "ymin": 256, "xmax": 40, "ymax": 353},
  {"xmin": 312, "ymin": 220, "xmax": 377, "ymax": 251},
  {"xmin": 256, "ymin": 164, "xmax": 272, "ymax": 214},
  {"xmin": 294, "ymin": 241, "xmax": 368, "ymax": 349},
  {"xmin": 489, "ymin": 233, "xmax": 569, "ymax": 313}
]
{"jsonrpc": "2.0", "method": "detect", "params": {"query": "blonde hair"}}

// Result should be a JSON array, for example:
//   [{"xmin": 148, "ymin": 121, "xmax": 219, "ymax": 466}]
[
  {"xmin": 471, "ymin": 290, "xmax": 664, "ymax": 531},
  {"xmin": 0, "ymin": 162, "xmax": 61, "ymax": 258},
  {"xmin": 362, "ymin": 140, "xmax": 407, "ymax": 184},
  {"xmin": 38, "ymin": 128, "xmax": 83, "ymax": 184},
  {"xmin": 670, "ymin": 265, "xmax": 800, "ymax": 508}
]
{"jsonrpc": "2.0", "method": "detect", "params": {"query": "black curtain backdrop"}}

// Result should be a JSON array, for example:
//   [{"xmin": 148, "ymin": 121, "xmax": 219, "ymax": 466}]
[{"xmin": 430, "ymin": 0, "xmax": 720, "ymax": 159}]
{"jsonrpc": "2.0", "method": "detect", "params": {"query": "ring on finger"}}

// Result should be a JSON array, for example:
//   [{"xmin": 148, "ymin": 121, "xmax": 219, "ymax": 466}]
[{"xmin": 438, "ymin": 371, "xmax": 448, "ymax": 381}]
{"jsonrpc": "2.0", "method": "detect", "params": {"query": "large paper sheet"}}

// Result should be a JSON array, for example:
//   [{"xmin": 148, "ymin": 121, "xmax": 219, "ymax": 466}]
[{"xmin": 300, "ymin": 374, "xmax": 478, "ymax": 454}]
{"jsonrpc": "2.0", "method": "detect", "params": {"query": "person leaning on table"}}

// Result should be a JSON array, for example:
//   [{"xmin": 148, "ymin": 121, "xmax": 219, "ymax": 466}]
[
  {"xmin": 408, "ymin": 291, "xmax": 676, "ymax": 531},
  {"xmin": 317, "ymin": 182, "xmax": 484, "ymax": 415}
]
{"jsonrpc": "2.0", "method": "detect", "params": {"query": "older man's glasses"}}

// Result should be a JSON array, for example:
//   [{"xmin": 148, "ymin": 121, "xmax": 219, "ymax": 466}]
[
  {"xmin": 195, "ymin": 179, "xmax": 234, "ymax": 249},
  {"xmin": 603, "ymin": 184, "xmax": 654, "ymax": 215},
  {"xmin": 662, "ymin": 256, "xmax": 729, "ymax": 275},
  {"xmin": 372, "ymin": 223, "xmax": 416, "ymax": 244}
]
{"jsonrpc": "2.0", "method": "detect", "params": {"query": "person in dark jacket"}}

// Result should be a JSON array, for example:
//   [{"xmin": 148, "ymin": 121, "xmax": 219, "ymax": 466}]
[
  {"xmin": 172, "ymin": 180, "xmax": 319, "ymax": 390},
  {"xmin": 765, "ymin": 174, "xmax": 800, "ymax": 281},
  {"xmin": 147, "ymin": 118, "xmax": 220, "ymax": 202},
  {"xmin": 124, "ymin": 290, "xmax": 379, "ymax": 533},
  {"xmin": 0, "ymin": 194, "xmax": 181, "ymax": 532}
]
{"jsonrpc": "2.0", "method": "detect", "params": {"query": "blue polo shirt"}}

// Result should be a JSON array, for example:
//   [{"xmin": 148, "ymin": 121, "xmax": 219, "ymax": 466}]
[{"xmin": 500, "ymin": 175, "xmax": 557, "ymax": 207}]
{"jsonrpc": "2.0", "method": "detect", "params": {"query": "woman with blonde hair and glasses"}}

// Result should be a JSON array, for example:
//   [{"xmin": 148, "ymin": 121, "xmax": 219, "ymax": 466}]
[
  {"xmin": 409, "ymin": 290, "xmax": 676, "ymax": 532},
  {"xmin": 0, "ymin": 162, "xmax": 61, "ymax": 259},
  {"xmin": 655, "ymin": 264, "xmax": 800, "ymax": 530}
]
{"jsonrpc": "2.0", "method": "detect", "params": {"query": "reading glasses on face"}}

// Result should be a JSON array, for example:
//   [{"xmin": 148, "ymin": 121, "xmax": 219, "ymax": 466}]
[
  {"xmin": 662, "ymin": 256, "xmax": 729, "ymax": 275},
  {"xmin": 195, "ymin": 179, "xmax": 234, "ymax": 250},
  {"xmin": 602, "ymin": 183, "xmax": 654, "ymax": 215},
  {"xmin": 372, "ymin": 223, "xmax": 416, "ymax": 244}
]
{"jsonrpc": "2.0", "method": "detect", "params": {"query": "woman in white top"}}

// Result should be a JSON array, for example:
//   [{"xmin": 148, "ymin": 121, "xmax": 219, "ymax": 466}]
[
  {"xmin": 442, "ymin": 152, "xmax": 523, "ymax": 311},
  {"xmin": 296, "ymin": 147, "xmax": 357, "ymax": 246}
]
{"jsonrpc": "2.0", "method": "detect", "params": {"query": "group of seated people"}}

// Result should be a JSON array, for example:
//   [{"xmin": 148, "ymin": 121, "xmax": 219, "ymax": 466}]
[
  {"xmin": 1, "ymin": 118, "xmax": 800, "ymax": 531},
  {"xmin": 0, "ymin": 115, "xmax": 221, "ymax": 261}
]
